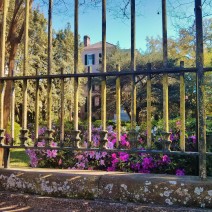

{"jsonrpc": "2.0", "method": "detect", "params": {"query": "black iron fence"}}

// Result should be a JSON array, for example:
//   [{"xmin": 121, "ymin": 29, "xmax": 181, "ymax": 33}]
[{"xmin": 0, "ymin": 0, "xmax": 211, "ymax": 179}]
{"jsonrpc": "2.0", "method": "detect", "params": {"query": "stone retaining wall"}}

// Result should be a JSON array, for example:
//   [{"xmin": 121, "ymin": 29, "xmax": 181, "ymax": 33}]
[{"xmin": 0, "ymin": 168, "xmax": 211, "ymax": 209}]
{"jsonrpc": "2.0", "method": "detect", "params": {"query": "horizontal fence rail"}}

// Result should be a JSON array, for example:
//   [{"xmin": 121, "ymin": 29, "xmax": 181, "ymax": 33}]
[
  {"xmin": 0, "ymin": 0, "xmax": 211, "ymax": 180},
  {"xmin": 0, "ymin": 67, "xmax": 211, "ymax": 81}
]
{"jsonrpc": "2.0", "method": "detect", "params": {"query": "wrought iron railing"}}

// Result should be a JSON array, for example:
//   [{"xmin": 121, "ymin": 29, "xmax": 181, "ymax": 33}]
[{"xmin": 0, "ymin": 0, "xmax": 211, "ymax": 180}]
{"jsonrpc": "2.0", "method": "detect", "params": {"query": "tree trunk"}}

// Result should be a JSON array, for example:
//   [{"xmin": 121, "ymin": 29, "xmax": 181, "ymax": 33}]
[
  {"xmin": 3, "ymin": 0, "xmax": 33, "ymax": 129},
  {"xmin": 3, "ymin": 43, "xmax": 18, "ymax": 129},
  {"xmin": 0, "ymin": 0, "xmax": 3, "ymax": 77}
]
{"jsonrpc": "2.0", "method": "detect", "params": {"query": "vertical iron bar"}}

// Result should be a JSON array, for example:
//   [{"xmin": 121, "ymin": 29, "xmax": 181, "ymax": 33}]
[
  {"xmin": 116, "ymin": 64, "xmax": 121, "ymax": 148},
  {"xmin": 35, "ymin": 70, "xmax": 39, "ymax": 146},
  {"xmin": 99, "ymin": 0, "xmax": 108, "ymax": 148},
  {"xmin": 180, "ymin": 61, "xmax": 185, "ymax": 151},
  {"xmin": 195, "ymin": 0, "xmax": 206, "ymax": 179},
  {"xmin": 11, "ymin": 71, "xmax": 15, "ymax": 146},
  {"xmin": 0, "ymin": 0, "xmax": 7, "ymax": 146},
  {"xmin": 0, "ymin": 0, "xmax": 7, "ymax": 79},
  {"xmin": 147, "ymin": 63, "xmax": 152, "ymax": 148},
  {"xmin": 3, "ymin": 148, "xmax": 10, "ymax": 168},
  {"xmin": 131, "ymin": 0, "xmax": 136, "ymax": 129},
  {"xmin": 87, "ymin": 66, "xmax": 92, "ymax": 147},
  {"xmin": 162, "ymin": 0, "xmax": 169, "ymax": 132},
  {"xmin": 60, "ymin": 69, "xmax": 65, "ymax": 146},
  {"xmin": 0, "ymin": 0, "xmax": 8, "ymax": 166},
  {"xmin": 20, "ymin": 0, "xmax": 30, "ymax": 147},
  {"xmin": 46, "ymin": 0, "xmax": 53, "ymax": 146},
  {"xmin": 71, "ymin": 0, "xmax": 81, "ymax": 148},
  {"xmin": 74, "ymin": 0, "xmax": 79, "ymax": 131},
  {"xmin": 101, "ymin": 0, "xmax": 107, "ymax": 130},
  {"xmin": 23, "ymin": 0, "xmax": 29, "ymax": 127}
]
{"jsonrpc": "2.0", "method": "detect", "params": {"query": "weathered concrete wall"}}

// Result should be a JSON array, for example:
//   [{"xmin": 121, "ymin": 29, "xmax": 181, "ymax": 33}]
[{"xmin": 0, "ymin": 168, "xmax": 211, "ymax": 209}]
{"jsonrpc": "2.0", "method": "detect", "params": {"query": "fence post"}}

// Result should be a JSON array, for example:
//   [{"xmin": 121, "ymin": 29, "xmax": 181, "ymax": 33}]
[
  {"xmin": 11, "ymin": 70, "xmax": 15, "ymax": 146},
  {"xmin": 20, "ymin": 0, "xmax": 30, "ymax": 147},
  {"xmin": 116, "ymin": 64, "xmax": 121, "ymax": 148},
  {"xmin": 180, "ymin": 61, "xmax": 185, "ymax": 152},
  {"xmin": 0, "ymin": 0, "xmax": 8, "ymax": 167},
  {"xmin": 128, "ymin": 0, "xmax": 138, "ymax": 149},
  {"xmin": 45, "ymin": 0, "xmax": 54, "ymax": 146},
  {"xmin": 100, "ymin": 0, "xmax": 108, "ymax": 148},
  {"xmin": 60, "ymin": 68, "xmax": 65, "ymax": 147},
  {"xmin": 162, "ymin": 0, "xmax": 169, "ymax": 133},
  {"xmin": 35, "ymin": 69, "xmax": 40, "ymax": 146},
  {"xmin": 87, "ymin": 66, "xmax": 92, "ymax": 148},
  {"xmin": 147, "ymin": 63, "xmax": 152, "ymax": 149},
  {"xmin": 71, "ymin": 0, "xmax": 81, "ymax": 148},
  {"xmin": 131, "ymin": 0, "xmax": 136, "ymax": 129},
  {"xmin": 195, "ymin": 0, "xmax": 207, "ymax": 179}
]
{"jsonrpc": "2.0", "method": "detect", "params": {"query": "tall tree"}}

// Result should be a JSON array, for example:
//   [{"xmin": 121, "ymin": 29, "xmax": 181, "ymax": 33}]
[{"xmin": 0, "ymin": 0, "xmax": 33, "ymax": 128}]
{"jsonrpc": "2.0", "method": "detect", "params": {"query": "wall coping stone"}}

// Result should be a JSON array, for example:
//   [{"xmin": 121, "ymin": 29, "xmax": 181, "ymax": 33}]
[{"xmin": 0, "ymin": 168, "xmax": 211, "ymax": 209}]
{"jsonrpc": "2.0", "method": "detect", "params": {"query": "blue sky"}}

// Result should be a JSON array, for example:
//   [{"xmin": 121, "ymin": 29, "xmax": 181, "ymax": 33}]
[{"xmin": 35, "ymin": 0, "xmax": 196, "ymax": 51}]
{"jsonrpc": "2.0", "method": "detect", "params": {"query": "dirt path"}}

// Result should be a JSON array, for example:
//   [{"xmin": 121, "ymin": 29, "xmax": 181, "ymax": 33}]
[{"xmin": 0, "ymin": 191, "xmax": 209, "ymax": 212}]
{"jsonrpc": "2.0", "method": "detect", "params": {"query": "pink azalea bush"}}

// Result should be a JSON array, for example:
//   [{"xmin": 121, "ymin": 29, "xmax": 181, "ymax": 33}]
[{"xmin": 26, "ymin": 124, "xmax": 197, "ymax": 176}]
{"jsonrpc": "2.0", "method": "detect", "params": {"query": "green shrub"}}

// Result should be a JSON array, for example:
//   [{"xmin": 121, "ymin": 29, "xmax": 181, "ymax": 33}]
[
  {"xmin": 206, "ymin": 118, "xmax": 212, "ymax": 133},
  {"xmin": 6, "ymin": 122, "xmax": 21, "ymax": 145},
  {"xmin": 93, "ymin": 120, "xmax": 102, "ymax": 128},
  {"xmin": 64, "ymin": 121, "xmax": 74, "ymax": 131},
  {"xmin": 107, "ymin": 120, "xmax": 116, "ymax": 127},
  {"xmin": 186, "ymin": 118, "xmax": 196, "ymax": 134}
]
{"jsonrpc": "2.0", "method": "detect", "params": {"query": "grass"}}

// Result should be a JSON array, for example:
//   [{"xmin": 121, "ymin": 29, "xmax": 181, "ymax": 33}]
[{"xmin": 10, "ymin": 149, "xmax": 29, "ymax": 168}]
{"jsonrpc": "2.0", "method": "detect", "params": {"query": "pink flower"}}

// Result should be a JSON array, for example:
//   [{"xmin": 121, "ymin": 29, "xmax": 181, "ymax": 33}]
[
  {"xmin": 170, "ymin": 134, "xmax": 174, "ymax": 141},
  {"xmin": 119, "ymin": 152, "xmax": 129, "ymax": 162},
  {"xmin": 100, "ymin": 159, "xmax": 105, "ymax": 166},
  {"xmin": 107, "ymin": 141, "xmax": 114, "ymax": 149},
  {"xmin": 107, "ymin": 126, "xmax": 113, "ymax": 133},
  {"xmin": 142, "ymin": 157, "xmax": 154, "ymax": 170},
  {"xmin": 125, "ymin": 141, "xmax": 130, "ymax": 147},
  {"xmin": 76, "ymin": 154, "xmax": 84, "ymax": 161},
  {"xmin": 120, "ymin": 135, "xmax": 127, "ymax": 146},
  {"xmin": 107, "ymin": 167, "xmax": 115, "ymax": 171},
  {"xmin": 162, "ymin": 155, "xmax": 171, "ymax": 164},
  {"xmin": 37, "ymin": 140, "xmax": 45, "ymax": 147},
  {"xmin": 101, "ymin": 152, "xmax": 107, "ymax": 158},
  {"xmin": 79, "ymin": 162, "xmax": 85, "ymax": 169},
  {"xmin": 89, "ymin": 151, "xmax": 95, "ymax": 158},
  {"xmin": 50, "ymin": 141, "xmax": 57, "ymax": 147},
  {"xmin": 58, "ymin": 159, "xmax": 62, "ymax": 165},
  {"xmin": 190, "ymin": 135, "xmax": 196, "ymax": 144},
  {"xmin": 111, "ymin": 139, "xmax": 116, "ymax": 144},
  {"xmin": 95, "ymin": 152, "xmax": 101, "ymax": 160},
  {"xmin": 112, "ymin": 158, "xmax": 119, "ymax": 166},
  {"xmin": 46, "ymin": 149, "xmax": 57, "ymax": 158},
  {"xmin": 176, "ymin": 169, "xmax": 185, "ymax": 176},
  {"xmin": 26, "ymin": 149, "xmax": 38, "ymax": 167},
  {"xmin": 111, "ymin": 153, "xmax": 117, "ymax": 159}
]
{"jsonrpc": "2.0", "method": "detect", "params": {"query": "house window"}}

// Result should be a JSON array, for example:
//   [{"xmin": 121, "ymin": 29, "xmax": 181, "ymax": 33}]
[
  {"xmin": 85, "ymin": 54, "xmax": 95, "ymax": 65},
  {"xmin": 99, "ymin": 53, "xmax": 102, "ymax": 64}
]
